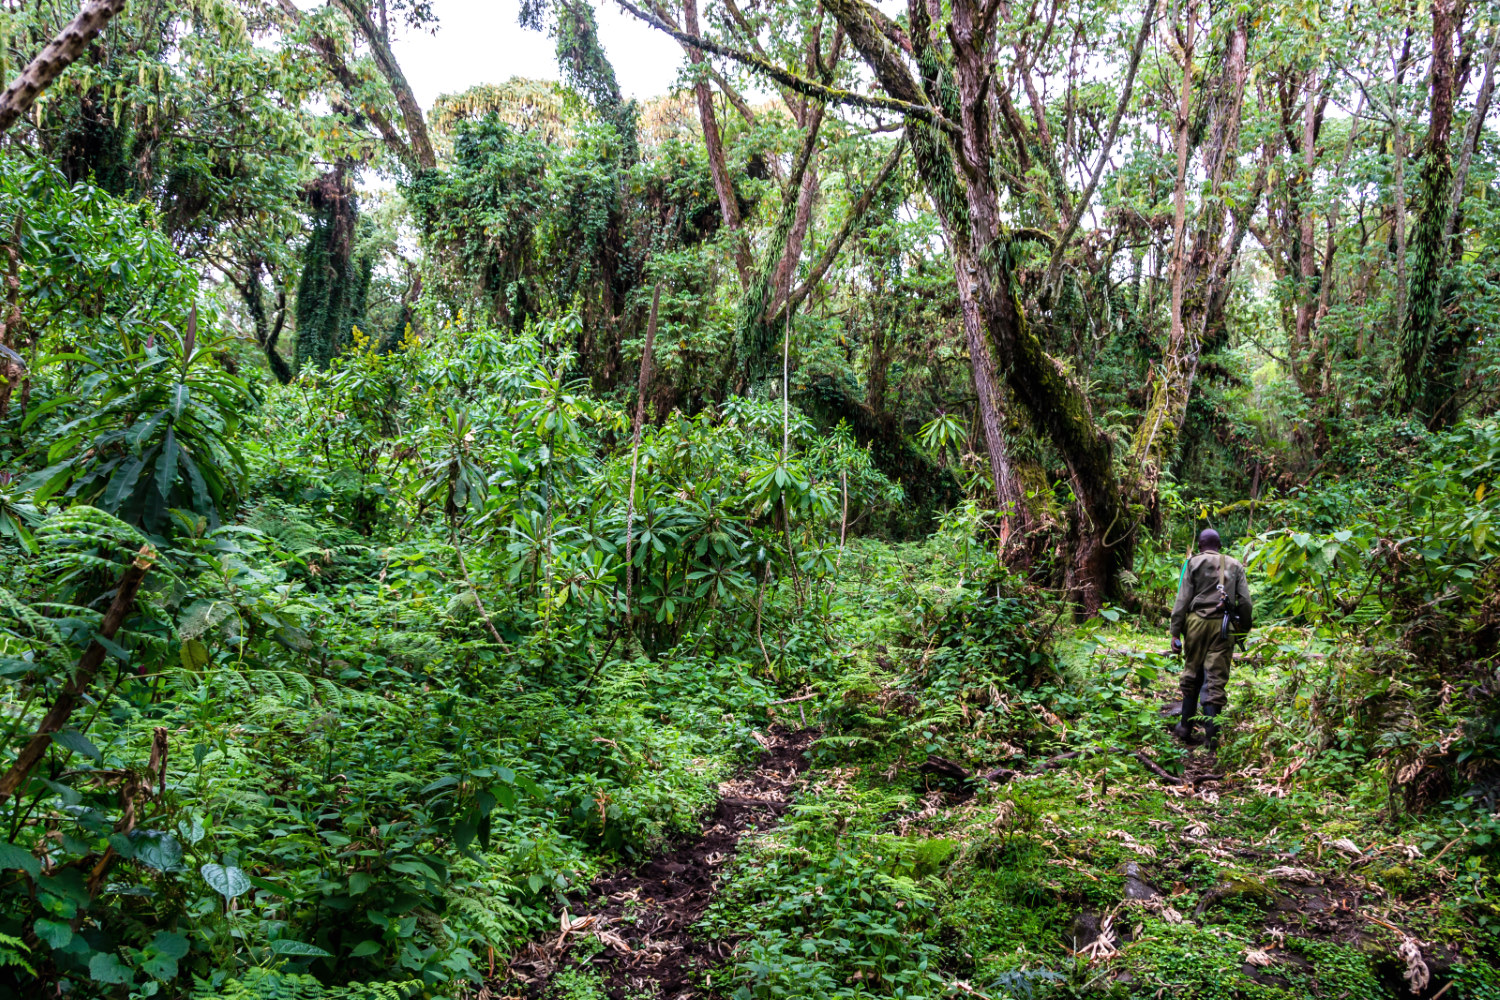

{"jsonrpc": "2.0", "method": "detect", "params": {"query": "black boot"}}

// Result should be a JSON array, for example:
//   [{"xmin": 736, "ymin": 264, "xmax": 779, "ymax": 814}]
[
  {"xmin": 1172, "ymin": 684, "xmax": 1200, "ymax": 742},
  {"xmin": 1201, "ymin": 703, "xmax": 1220, "ymax": 751}
]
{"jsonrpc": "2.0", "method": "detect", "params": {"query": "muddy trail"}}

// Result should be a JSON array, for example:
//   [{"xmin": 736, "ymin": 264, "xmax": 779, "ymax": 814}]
[{"xmin": 504, "ymin": 727, "xmax": 814, "ymax": 999}]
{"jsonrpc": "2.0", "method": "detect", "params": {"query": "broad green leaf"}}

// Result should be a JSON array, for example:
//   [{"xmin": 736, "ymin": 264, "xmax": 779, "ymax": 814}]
[
  {"xmin": 200, "ymin": 863, "xmax": 250, "ymax": 900},
  {"xmin": 52, "ymin": 729, "xmax": 102, "ymax": 762},
  {"xmin": 33, "ymin": 918, "xmax": 72, "ymax": 949},
  {"xmin": 179, "ymin": 639, "xmax": 209, "ymax": 670},
  {"xmin": 151, "ymin": 931, "xmax": 189, "ymax": 960},
  {"xmin": 89, "ymin": 951, "xmax": 134, "ymax": 985},
  {"xmin": 179, "ymin": 451, "xmax": 210, "ymax": 511},
  {"xmin": 127, "ymin": 410, "xmax": 165, "ymax": 449},
  {"xmin": 155, "ymin": 426, "xmax": 179, "ymax": 498},
  {"xmin": 269, "ymin": 939, "xmax": 332, "ymax": 958},
  {"xmin": 176, "ymin": 815, "xmax": 205, "ymax": 845},
  {"xmin": 19, "ymin": 394, "xmax": 74, "ymax": 431},
  {"xmin": 130, "ymin": 830, "xmax": 183, "ymax": 871},
  {"xmin": 100, "ymin": 454, "xmax": 146, "ymax": 510},
  {"xmin": 141, "ymin": 950, "xmax": 179, "ymax": 981},
  {"xmin": 0, "ymin": 840, "xmax": 40, "ymax": 877},
  {"xmin": 23, "ymin": 461, "xmax": 75, "ymax": 503},
  {"xmin": 169, "ymin": 384, "xmax": 190, "ymax": 419}
]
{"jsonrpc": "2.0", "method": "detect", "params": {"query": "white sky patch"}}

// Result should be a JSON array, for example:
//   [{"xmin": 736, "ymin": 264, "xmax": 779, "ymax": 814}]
[{"xmin": 390, "ymin": 0, "xmax": 687, "ymax": 107}]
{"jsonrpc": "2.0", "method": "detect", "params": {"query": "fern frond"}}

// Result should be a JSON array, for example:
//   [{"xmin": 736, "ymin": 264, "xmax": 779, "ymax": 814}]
[
  {"xmin": 0, "ymin": 930, "xmax": 35, "ymax": 976},
  {"xmin": 0, "ymin": 587, "xmax": 64, "ymax": 644}
]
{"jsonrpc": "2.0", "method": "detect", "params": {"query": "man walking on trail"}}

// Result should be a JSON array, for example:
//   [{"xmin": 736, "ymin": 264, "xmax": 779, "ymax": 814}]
[{"xmin": 1170, "ymin": 528, "xmax": 1252, "ymax": 747}]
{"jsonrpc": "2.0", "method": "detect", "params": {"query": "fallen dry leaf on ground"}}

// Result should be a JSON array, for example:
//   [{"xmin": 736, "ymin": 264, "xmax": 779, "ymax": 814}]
[{"xmin": 1330, "ymin": 837, "xmax": 1363, "ymax": 857}]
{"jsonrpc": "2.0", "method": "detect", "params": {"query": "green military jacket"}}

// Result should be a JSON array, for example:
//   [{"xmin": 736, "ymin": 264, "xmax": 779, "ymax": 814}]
[{"xmin": 1170, "ymin": 550, "xmax": 1253, "ymax": 639}]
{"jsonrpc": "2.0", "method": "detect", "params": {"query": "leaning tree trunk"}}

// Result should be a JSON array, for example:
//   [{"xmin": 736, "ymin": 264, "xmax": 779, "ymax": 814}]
[
  {"xmin": 682, "ymin": 0, "xmax": 752, "ymax": 285},
  {"xmin": 736, "ymin": 102, "xmax": 824, "ymax": 379},
  {"xmin": 241, "ymin": 262, "xmax": 293, "ymax": 384},
  {"xmin": 0, "ymin": 0, "xmax": 129, "ymax": 134},
  {"xmin": 826, "ymin": 0, "xmax": 1129, "ymax": 610},
  {"xmin": 333, "ymin": 0, "xmax": 437, "ymax": 170},
  {"xmin": 0, "ymin": 544, "xmax": 155, "ymax": 801}
]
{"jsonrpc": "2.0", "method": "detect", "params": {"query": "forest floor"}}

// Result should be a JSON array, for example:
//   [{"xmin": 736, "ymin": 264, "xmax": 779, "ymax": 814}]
[{"xmin": 489, "ymin": 544, "xmax": 1499, "ymax": 1000}]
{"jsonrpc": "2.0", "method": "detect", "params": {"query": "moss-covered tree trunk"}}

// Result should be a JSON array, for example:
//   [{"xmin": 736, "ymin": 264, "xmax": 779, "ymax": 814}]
[
  {"xmin": 827, "ymin": 0, "xmax": 1129, "ymax": 610},
  {"xmin": 294, "ymin": 166, "xmax": 361, "ymax": 372},
  {"xmin": 1395, "ymin": 0, "xmax": 1457, "ymax": 422}
]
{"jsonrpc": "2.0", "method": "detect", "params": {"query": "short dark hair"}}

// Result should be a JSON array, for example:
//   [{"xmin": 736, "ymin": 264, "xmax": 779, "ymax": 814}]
[{"xmin": 1198, "ymin": 528, "xmax": 1222, "ymax": 550}]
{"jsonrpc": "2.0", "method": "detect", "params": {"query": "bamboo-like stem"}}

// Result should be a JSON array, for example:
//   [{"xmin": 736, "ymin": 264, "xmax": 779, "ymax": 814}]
[{"xmin": 624, "ymin": 286, "xmax": 662, "ymax": 622}]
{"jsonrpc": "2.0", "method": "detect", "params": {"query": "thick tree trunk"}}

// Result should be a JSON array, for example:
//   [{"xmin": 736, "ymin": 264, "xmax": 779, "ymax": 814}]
[
  {"xmin": 964, "ymin": 290, "xmax": 1028, "ymax": 540},
  {"xmin": 1136, "ymin": 1, "xmax": 1197, "ymax": 520},
  {"xmin": 682, "ymin": 0, "xmax": 752, "ymax": 285},
  {"xmin": 1395, "ymin": 0, "xmax": 1457, "ymax": 418},
  {"xmin": 822, "ymin": 0, "xmax": 1130, "ymax": 607},
  {"xmin": 665, "ymin": 0, "xmax": 1134, "ymax": 605},
  {"xmin": 294, "ymin": 166, "xmax": 361, "ymax": 372},
  {"xmin": 0, "ymin": 0, "xmax": 129, "ymax": 134},
  {"xmin": 1290, "ymin": 72, "xmax": 1322, "ymax": 387}
]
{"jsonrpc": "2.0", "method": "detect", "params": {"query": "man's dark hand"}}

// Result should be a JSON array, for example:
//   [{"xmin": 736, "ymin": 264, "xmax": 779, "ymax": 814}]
[{"xmin": 1171, "ymin": 637, "xmax": 1182, "ymax": 654}]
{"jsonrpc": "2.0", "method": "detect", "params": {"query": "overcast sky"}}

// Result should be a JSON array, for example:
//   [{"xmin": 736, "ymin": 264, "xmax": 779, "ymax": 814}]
[{"xmin": 390, "ymin": 0, "xmax": 688, "ymax": 109}]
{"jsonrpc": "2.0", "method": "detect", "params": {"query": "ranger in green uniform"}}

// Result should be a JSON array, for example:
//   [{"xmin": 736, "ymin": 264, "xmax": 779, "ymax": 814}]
[{"xmin": 1169, "ymin": 528, "xmax": 1252, "ymax": 747}]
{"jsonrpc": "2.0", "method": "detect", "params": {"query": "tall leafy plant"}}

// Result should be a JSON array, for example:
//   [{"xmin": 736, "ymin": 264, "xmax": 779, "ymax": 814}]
[{"xmin": 24, "ymin": 312, "xmax": 255, "ymax": 534}]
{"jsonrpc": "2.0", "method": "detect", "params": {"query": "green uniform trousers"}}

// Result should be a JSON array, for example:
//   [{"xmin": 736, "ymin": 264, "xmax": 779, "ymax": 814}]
[{"xmin": 1180, "ymin": 612, "xmax": 1233, "ymax": 708}]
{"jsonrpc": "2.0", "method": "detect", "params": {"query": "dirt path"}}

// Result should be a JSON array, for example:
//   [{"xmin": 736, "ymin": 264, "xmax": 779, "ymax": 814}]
[{"xmin": 505, "ymin": 727, "xmax": 813, "ymax": 999}]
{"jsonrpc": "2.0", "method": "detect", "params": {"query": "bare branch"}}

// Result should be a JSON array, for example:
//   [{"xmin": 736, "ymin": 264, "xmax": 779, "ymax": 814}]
[
  {"xmin": 1045, "ymin": 0, "xmax": 1158, "ymax": 287},
  {"xmin": 613, "ymin": 0, "xmax": 960, "ymax": 136},
  {"xmin": 0, "ymin": 0, "xmax": 129, "ymax": 134}
]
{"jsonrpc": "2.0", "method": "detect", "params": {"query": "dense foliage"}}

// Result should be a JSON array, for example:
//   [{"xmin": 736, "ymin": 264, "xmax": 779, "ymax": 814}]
[{"xmin": 1, "ymin": 0, "xmax": 1499, "ymax": 996}]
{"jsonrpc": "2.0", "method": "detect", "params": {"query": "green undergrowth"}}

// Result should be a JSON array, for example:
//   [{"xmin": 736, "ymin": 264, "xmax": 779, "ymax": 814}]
[
  {"xmin": 698, "ymin": 538, "xmax": 1500, "ymax": 999},
  {"xmin": 0, "ymin": 302, "xmax": 890, "ymax": 995}
]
